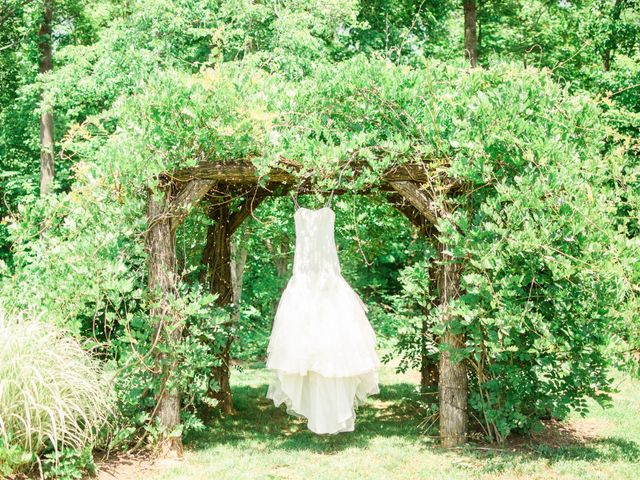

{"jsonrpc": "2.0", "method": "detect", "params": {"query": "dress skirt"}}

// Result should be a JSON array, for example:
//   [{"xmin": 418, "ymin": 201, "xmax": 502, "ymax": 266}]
[{"xmin": 266, "ymin": 272, "xmax": 380, "ymax": 434}]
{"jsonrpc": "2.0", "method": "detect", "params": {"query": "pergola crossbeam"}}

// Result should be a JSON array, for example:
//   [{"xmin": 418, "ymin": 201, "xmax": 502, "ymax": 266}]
[{"xmin": 163, "ymin": 160, "xmax": 443, "ymax": 187}]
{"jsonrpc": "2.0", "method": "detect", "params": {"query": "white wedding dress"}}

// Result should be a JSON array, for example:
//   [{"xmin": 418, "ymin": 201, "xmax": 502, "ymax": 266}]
[{"xmin": 266, "ymin": 206, "xmax": 380, "ymax": 434}]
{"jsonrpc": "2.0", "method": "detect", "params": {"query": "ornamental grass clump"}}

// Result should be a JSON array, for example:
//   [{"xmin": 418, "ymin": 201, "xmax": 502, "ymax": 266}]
[{"xmin": 0, "ymin": 308, "xmax": 113, "ymax": 467}]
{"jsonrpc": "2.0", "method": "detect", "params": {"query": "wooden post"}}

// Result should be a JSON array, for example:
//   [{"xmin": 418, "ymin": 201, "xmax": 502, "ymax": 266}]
[
  {"xmin": 437, "ymin": 242, "xmax": 467, "ymax": 447},
  {"xmin": 201, "ymin": 192, "xmax": 267, "ymax": 414},
  {"xmin": 420, "ymin": 253, "xmax": 440, "ymax": 391},
  {"xmin": 201, "ymin": 203, "xmax": 235, "ymax": 414},
  {"xmin": 146, "ymin": 179, "xmax": 214, "ymax": 457},
  {"xmin": 146, "ymin": 189, "xmax": 183, "ymax": 457},
  {"xmin": 388, "ymin": 183, "xmax": 468, "ymax": 447},
  {"xmin": 389, "ymin": 193, "xmax": 440, "ymax": 391}
]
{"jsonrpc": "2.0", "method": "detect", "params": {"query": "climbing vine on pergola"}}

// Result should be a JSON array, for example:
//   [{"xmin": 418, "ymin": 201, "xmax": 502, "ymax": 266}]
[{"xmin": 131, "ymin": 57, "xmax": 616, "ymax": 456}]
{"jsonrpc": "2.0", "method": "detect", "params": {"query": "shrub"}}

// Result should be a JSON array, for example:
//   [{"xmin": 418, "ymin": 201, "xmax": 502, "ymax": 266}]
[{"xmin": 0, "ymin": 308, "xmax": 113, "ymax": 475}]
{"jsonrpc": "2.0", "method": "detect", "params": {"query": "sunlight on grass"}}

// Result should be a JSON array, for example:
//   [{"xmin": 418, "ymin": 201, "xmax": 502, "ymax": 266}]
[{"xmin": 151, "ymin": 364, "xmax": 640, "ymax": 480}]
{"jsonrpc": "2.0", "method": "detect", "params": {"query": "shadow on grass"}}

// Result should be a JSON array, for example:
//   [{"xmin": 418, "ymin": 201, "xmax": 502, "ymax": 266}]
[
  {"xmin": 529, "ymin": 436, "xmax": 640, "ymax": 462},
  {"xmin": 185, "ymin": 376, "xmax": 640, "ymax": 468},
  {"xmin": 185, "ymin": 382, "xmax": 433, "ymax": 453},
  {"xmin": 464, "ymin": 436, "xmax": 640, "ymax": 475},
  {"xmin": 461, "ymin": 421, "xmax": 640, "ymax": 473}
]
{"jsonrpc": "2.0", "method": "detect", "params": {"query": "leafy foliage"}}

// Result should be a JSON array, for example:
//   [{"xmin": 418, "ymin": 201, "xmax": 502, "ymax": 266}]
[{"xmin": 0, "ymin": 1, "xmax": 638, "ymax": 474}]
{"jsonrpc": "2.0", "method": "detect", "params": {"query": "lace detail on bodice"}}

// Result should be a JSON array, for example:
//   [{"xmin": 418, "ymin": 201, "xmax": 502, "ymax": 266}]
[{"xmin": 292, "ymin": 207, "xmax": 341, "ymax": 276}]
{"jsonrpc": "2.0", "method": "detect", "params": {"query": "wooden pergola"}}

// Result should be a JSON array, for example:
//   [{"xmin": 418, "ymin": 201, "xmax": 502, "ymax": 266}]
[{"xmin": 146, "ymin": 159, "xmax": 467, "ymax": 455}]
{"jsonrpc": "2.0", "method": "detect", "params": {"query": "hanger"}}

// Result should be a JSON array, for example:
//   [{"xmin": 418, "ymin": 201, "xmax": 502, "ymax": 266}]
[
  {"xmin": 291, "ymin": 190, "xmax": 300, "ymax": 210},
  {"xmin": 325, "ymin": 162, "xmax": 348, "ymax": 208},
  {"xmin": 291, "ymin": 164, "xmax": 347, "ymax": 210},
  {"xmin": 291, "ymin": 173, "xmax": 308, "ymax": 210}
]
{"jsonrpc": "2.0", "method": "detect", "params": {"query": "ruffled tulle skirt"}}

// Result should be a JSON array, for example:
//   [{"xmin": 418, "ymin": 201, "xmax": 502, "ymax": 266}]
[{"xmin": 266, "ymin": 272, "xmax": 380, "ymax": 434}]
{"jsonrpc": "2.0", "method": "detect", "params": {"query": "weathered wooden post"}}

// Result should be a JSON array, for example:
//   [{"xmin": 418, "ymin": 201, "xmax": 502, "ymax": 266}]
[
  {"xmin": 436, "ymin": 242, "xmax": 467, "ymax": 447},
  {"xmin": 146, "ymin": 188, "xmax": 182, "ymax": 457},
  {"xmin": 421, "ymin": 253, "xmax": 440, "ymax": 391},
  {"xmin": 201, "ymin": 192, "xmax": 267, "ymax": 414},
  {"xmin": 389, "ymin": 193, "xmax": 440, "ymax": 391},
  {"xmin": 389, "ymin": 180, "xmax": 468, "ymax": 447},
  {"xmin": 201, "ymin": 202, "xmax": 235, "ymax": 414},
  {"xmin": 146, "ymin": 180, "xmax": 214, "ymax": 456}
]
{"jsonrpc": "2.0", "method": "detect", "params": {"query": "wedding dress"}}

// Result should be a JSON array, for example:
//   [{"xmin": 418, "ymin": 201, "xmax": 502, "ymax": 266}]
[{"xmin": 266, "ymin": 206, "xmax": 380, "ymax": 434}]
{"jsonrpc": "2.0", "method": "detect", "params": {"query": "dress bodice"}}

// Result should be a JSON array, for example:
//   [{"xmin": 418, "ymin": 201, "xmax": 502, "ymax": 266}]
[{"xmin": 292, "ymin": 207, "xmax": 341, "ymax": 276}]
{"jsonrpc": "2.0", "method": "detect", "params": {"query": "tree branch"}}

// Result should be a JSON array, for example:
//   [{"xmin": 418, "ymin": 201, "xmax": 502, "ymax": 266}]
[
  {"xmin": 168, "ymin": 179, "xmax": 216, "ymax": 233},
  {"xmin": 388, "ymin": 180, "xmax": 440, "ymax": 226}
]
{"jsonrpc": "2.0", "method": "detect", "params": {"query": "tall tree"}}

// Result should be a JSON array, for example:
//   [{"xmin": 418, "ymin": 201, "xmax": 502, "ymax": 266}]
[
  {"xmin": 600, "ymin": 0, "xmax": 636, "ymax": 71},
  {"xmin": 38, "ymin": 0, "xmax": 54, "ymax": 196},
  {"xmin": 463, "ymin": 0, "xmax": 478, "ymax": 67}
]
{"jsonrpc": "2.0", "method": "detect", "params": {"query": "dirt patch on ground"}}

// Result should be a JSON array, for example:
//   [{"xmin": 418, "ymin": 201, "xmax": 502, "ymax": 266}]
[
  {"xmin": 95, "ymin": 452, "xmax": 182, "ymax": 480},
  {"xmin": 507, "ymin": 417, "xmax": 613, "ymax": 449}
]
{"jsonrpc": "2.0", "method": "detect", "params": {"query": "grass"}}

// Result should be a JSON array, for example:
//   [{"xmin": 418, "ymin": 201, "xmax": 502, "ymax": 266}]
[{"xmin": 146, "ymin": 361, "xmax": 640, "ymax": 480}]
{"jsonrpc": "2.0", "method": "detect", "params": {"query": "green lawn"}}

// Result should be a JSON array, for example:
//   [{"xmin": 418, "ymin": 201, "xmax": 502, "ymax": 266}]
[{"xmin": 150, "ymin": 362, "xmax": 640, "ymax": 480}]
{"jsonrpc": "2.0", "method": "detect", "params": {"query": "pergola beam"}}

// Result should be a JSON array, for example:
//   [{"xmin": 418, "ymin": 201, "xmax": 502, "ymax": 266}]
[
  {"xmin": 388, "ymin": 180, "xmax": 440, "ymax": 226},
  {"xmin": 163, "ymin": 161, "xmax": 440, "ymax": 186}
]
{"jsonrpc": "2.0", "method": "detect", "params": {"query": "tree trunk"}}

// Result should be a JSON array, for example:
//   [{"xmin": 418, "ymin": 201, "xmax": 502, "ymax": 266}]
[
  {"xmin": 275, "ymin": 239, "xmax": 290, "ymax": 277},
  {"xmin": 463, "ymin": 0, "xmax": 478, "ymax": 68},
  {"xmin": 146, "ymin": 190, "xmax": 183, "ymax": 457},
  {"xmin": 231, "ymin": 234, "xmax": 248, "ymax": 307},
  {"xmin": 421, "ymin": 254, "xmax": 440, "ymax": 391},
  {"xmin": 201, "ymin": 203, "xmax": 235, "ymax": 414},
  {"xmin": 603, "ymin": 49, "xmax": 611, "ymax": 72},
  {"xmin": 38, "ymin": 0, "xmax": 54, "ymax": 197},
  {"xmin": 603, "ymin": 0, "xmax": 624, "ymax": 71},
  {"xmin": 437, "ymin": 243, "xmax": 467, "ymax": 447},
  {"xmin": 264, "ymin": 235, "xmax": 291, "ymax": 278}
]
